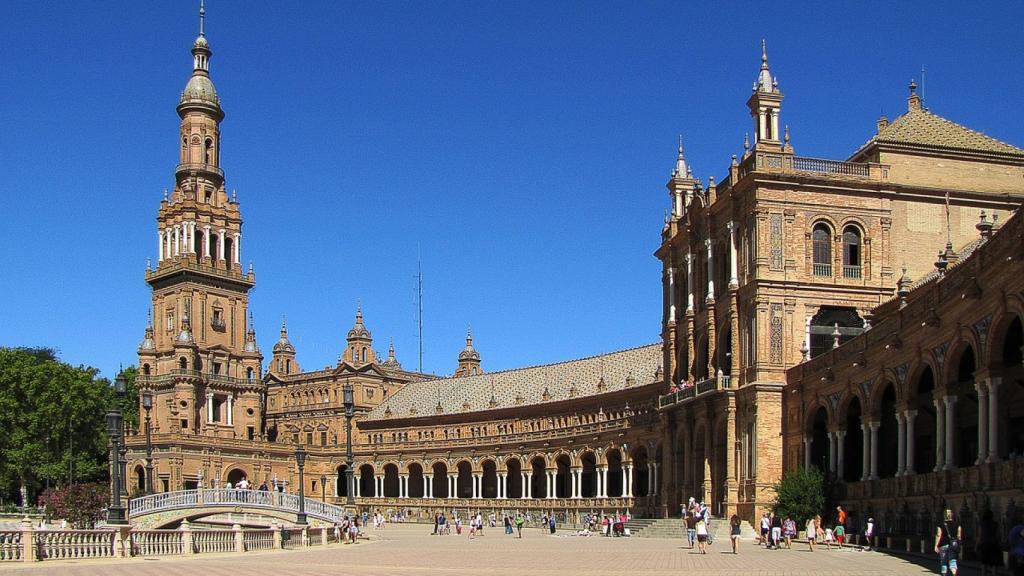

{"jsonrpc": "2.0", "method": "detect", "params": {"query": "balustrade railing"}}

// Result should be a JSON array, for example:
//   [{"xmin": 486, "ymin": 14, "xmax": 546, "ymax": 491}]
[
  {"xmin": 131, "ymin": 530, "xmax": 183, "ymax": 556},
  {"xmin": 813, "ymin": 263, "xmax": 832, "ymax": 277},
  {"xmin": 843, "ymin": 265, "xmax": 862, "ymax": 279},
  {"xmin": 792, "ymin": 156, "xmax": 871, "ymax": 176},
  {"xmin": 243, "ymin": 529, "xmax": 275, "ymax": 551},
  {"xmin": 36, "ymin": 530, "xmax": 115, "ymax": 560},
  {"xmin": 192, "ymin": 530, "xmax": 235, "ymax": 554},
  {"xmin": 131, "ymin": 489, "xmax": 347, "ymax": 524},
  {"xmin": 658, "ymin": 374, "xmax": 731, "ymax": 409},
  {"xmin": 0, "ymin": 531, "xmax": 20, "ymax": 561}
]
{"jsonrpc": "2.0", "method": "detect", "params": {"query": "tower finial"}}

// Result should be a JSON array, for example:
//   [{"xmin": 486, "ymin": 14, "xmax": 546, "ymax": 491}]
[
  {"xmin": 199, "ymin": 0, "xmax": 206, "ymax": 37},
  {"xmin": 761, "ymin": 38, "xmax": 768, "ymax": 66}
]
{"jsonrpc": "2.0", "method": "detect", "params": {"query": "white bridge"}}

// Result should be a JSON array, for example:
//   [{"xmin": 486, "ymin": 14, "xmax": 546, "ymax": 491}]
[{"xmin": 128, "ymin": 489, "xmax": 349, "ymax": 528}]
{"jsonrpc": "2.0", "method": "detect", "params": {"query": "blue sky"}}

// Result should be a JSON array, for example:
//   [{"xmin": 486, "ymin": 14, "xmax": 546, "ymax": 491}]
[{"xmin": 1, "ymin": 1, "xmax": 1022, "ymax": 379}]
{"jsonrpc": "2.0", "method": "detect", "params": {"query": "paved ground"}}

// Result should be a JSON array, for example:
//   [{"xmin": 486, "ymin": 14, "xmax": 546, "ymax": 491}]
[{"xmin": 4, "ymin": 524, "xmax": 949, "ymax": 575}]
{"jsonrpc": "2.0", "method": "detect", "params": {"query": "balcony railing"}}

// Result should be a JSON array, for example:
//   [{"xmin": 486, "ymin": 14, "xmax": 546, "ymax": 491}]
[
  {"xmin": 658, "ymin": 374, "xmax": 731, "ymax": 409},
  {"xmin": 174, "ymin": 162, "xmax": 224, "ymax": 180},
  {"xmin": 813, "ymin": 263, "xmax": 832, "ymax": 277},
  {"xmin": 843, "ymin": 265, "xmax": 862, "ymax": 279},
  {"xmin": 792, "ymin": 156, "xmax": 870, "ymax": 176}
]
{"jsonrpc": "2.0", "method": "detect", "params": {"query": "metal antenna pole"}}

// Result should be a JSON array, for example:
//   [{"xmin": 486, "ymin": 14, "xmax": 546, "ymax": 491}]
[{"xmin": 418, "ymin": 246, "xmax": 423, "ymax": 374}]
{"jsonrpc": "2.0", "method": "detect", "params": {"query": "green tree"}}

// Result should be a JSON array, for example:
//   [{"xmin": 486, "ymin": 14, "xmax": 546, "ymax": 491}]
[
  {"xmin": 38, "ymin": 482, "xmax": 109, "ymax": 528},
  {"xmin": 0, "ymin": 348, "xmax": 121, "ymax": 506},
  {"xmin": 770, "ymin": 467, "xmax": 826, "ymax": 524}
]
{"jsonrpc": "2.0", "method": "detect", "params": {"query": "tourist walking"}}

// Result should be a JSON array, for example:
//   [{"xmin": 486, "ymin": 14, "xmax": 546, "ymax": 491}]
[
  {"xmin": 515, "ymin": 512, "xmax": 525, "ymax": 538},
  {"xmin": 695, "ymin": 516, "xmax": 709, "ymax": 554},
  {"xmin": 806, "ymin": 516, "xmax": 817, "ymax": 552},
  {"xmin": 549, "ymin": 515, "xmax": 556, "ymax": 534},
  {"xmin": 686, "ymin": 511, "xmax": 698, "ymax": 548},
  {"xmin": 864, "ymin": 517, "xmax": 876, "ymax": 551},
  {"xmin": 770, "ymin": 512, "xmax": 782, "ymax": 549},
  {"xmin": 783, "ymin": 516, "xmax": 796, "ymax": 549},
  {"xmin": 759, "ymin": 512, "xmax": 770, "ymax": 546},
  {"xmin": 935, "ymin": 509, "xmax": 962, "ymax": 576},
  {"xmin": 730, "ymin": 514, "xmax": 742, "ymax": 554}
]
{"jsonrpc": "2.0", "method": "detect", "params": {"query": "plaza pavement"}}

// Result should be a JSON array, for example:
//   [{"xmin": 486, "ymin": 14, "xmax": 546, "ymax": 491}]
[{"xmin": 2, "ymin": 523, "xmax": 945, "ymax": 575}]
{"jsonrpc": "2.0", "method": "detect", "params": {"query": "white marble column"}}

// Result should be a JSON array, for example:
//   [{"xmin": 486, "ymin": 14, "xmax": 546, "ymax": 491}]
[
  {"xmin": 206, "ymin": 392, "xmax": 214, "ymax": 424},
  {"xmin": 203, "ymin": 225, "xmax": 212, "ymax": 258},
  {"xmin": 944, "ymin": 395, "xmax": 957, "ymax": 470},
  {"xmin": 425, "ymin": 474, "xmax": 432, "ymax": 498},
  {"xmin": 869, "ymin": 421, "xmax": 880, "ymax": 480},
  {"xmin": 448, "ymin": 475, "xmax": 455, "ymax": 499},
  {"xmin": 976, "ymin": 381, "xmax": 989, "ymax": 465},
  {"xmin": 827, "ymin": 432, "xmax": 837, "ymax": 473},
  {"xmin": 685, "ymin": 253, "xmax": 694, "ymax": 312},
  {"xmin": 232, "ymin": 232, "xmax": 241, "ymax": 264},
  {"xmin": 728, "ymin": 221, "xmax": 738, "ymax": 287},
  {"xmin": 625, "ymin": 465, "xmax": 634, "ymax": 497},
  {"xmin": 165, "ymin": 229, "xmax": 172, "ymax": 260},
  {"xmin": 934, "ymin": 397, "xmax": 945, "ymax": 472},
  {"xmin": 158, "ymin": 230, "xmax": 165, "ymax": 261},
  {"xmin": 988, "ymin": 378, "xmax": 1001, "ymax": 462},
  {"xmin": 860, "ymin": 423, "xmax": 870, "ymax": 481},
  {"xmin": 547, "ymin": 472, "xmax": 555, "ymax": 499},
  {"xmin": 401, "ymin": 475, "xmax": 409, "ymax": 498},
  {"xmin": 226, "ymin": 394, "xmax": 234, "ymax": 426},
  {"xmin": 705, "ymin": 238, "xmax": 715, "ymax": 299},
  {"xmin": 896, "ymin": 412, "xmax": 906, "ymax": 476},
  {"xmin": 836, "ymin": 430, "xmax": 846, "ymax": 479},
  {"xmin": 600, "ymin": 467, "xmax": 608, "ymax": 498},
  {"xmin": 569, "ymin": 470, "xmax": 577, "ymax": 499},
  {"xmin": 905, "ymin": 410, "xmax": 917, "ymax": 474},
  {"xmin": 186, "ymin": 222, "xmax": 194, "ymax": 253},
  {"xmin": 217, "ymin": 229, "xmax": 226, "ymax": 261},
  {"xmin": 173, "ymin": 224, "xmax": 181, "ymax": 255},
  {"xmin": 667, "ymin": 267, "xmax": 676, "ymax": 323}
]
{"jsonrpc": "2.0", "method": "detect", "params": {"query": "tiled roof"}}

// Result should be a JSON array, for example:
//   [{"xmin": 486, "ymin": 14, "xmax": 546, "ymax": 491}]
[
  {"xmin": 859, "ymin": 108, "xmax": 1024, "ymax": 157},
  {"xmin": 364, "ymin": 343, "xmax": 662, "ymax": 421}
]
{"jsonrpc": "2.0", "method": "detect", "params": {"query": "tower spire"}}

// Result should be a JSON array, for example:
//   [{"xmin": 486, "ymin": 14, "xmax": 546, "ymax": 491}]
[{"xmin": 199, "ymin": 0, "xmax": 206, "ymax": 37}]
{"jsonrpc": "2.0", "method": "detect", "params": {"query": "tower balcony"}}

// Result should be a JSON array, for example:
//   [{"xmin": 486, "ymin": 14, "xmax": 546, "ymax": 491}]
[
  {"xmin": 175, "ymin": 162, "xmax": 224, "ymax": 183},
  {"xmin": 147, "ymin": 257, "xmax": 255, "ymax": 289}
]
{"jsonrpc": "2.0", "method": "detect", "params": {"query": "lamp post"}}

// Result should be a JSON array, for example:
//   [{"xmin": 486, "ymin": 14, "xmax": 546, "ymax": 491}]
[
  {"xmin": 142, "ymin": 390, "xmax": 154, "ymax": 494},
  {"xmin": 115, "ymin": 374, "xmax": 128, "ymax": 498},
  {"xmin": 343, "ymin": 383, "xmax": 355, "ymax": 505},
  {"xmin": 105, "ymin": 374, "xmax": 128, "ymax": 525},
  {"xmin": 321, "ymin": 474, "xmax": 326, "ymax": 503},
  {"xmin": 295, "ymin": 444, "xmax": 307, "ymax": 525}
]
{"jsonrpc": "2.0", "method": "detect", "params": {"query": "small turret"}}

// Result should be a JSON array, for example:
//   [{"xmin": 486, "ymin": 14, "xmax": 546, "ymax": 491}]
[
  {"xmin": 380, "ymin": 339, "xmax": 402, "ymax": 370},
  {"xmin": 454, "ymin": 327, "xmax": 482, "ymax": 377},
  {"xmin": 343, "ymin": 305, "xmax": 375, "ymax": 366},
  {"xmin": 271, "ymin": 317, "xmax": 299, "ymax": 375}
]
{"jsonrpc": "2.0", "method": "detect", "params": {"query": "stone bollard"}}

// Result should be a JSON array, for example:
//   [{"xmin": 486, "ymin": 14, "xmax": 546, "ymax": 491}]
[
  {"xmin": 115, "ymin": 525, "xmax": 132, "ymax": 558},
  {"xmin": 886, "ymin": 536, "xmax": 892, "ymax": 549},
  {"xmin": 271, "ymin": 522, "xmax": 282, "ymax": 549},
  {"xmin": 321, "ymin": 527, "xmax": 329, "ymax": 546},
  {"xmin": 905, "ymin": 538, "xmax": 911, "ymax": 552},
  {"xmin": 20, "ymin": 517, "xmax": 36, "ymax": 562},
  {"xmin": 301, "ymin": 526, "xmax": 309, "ymax": 547},
  {"xmin": 233, "ymin": 523, "xmax": 244, "ymax": 553},
  {"xmin": 180, "ymin": 519, "xmax": 194, "ymax": 555}
]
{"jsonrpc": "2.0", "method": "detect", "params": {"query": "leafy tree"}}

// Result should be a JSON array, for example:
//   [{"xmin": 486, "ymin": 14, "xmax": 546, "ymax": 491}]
[
  {"xmin": 770, "ymin": 467, "xmax": 826, "ymax": 524},
  {"xmin": 38, "ymin": 482, "xmax": 109, "ymax": 528},
  {"xmin": 0, "ymin": 348, "xmax": 125, "ymax": 506}
]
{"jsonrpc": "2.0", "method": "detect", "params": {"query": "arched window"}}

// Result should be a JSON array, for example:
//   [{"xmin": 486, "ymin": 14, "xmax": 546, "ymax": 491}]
[
  {"xmin": 142, "ymin": 364, "xmax": 151, "ymax": 375},
  {"xmin": 812, "ymin": 223, "xmax": 832, "ymax": 276},
  {"xmin": 179, "ymin": 357, "xmax": 188, "ymax": 370},
  {"xmin": 204, "ymin": 139, "xmax": 213, "ymax": 164},
  {"xmin": 361, "ymin": 347, "xmax": 367, "ymax": 362},
  {"xmin": 246, "ymin": 367, "xmax": 254, "ymax": 382},
  {"xmin": 285, "ymin": 359, "xmax": 291, "ymax": 373},
  {"xmin": 842, "ymin": 226, "xmax": 862, "ymax": 278}
]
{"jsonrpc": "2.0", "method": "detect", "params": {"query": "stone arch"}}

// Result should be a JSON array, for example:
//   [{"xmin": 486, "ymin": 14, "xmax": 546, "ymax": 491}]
[
  {"xmin": 480, "ymin": 459, "xmax": 498, "ymax": 498},
  {"xmin": 946, "ymin": 335, "xmax": 982, "ymax": 390},
  {"xmin": 842, "ymin": 395, "xmax": 864, "ymax": 482},
  {"xmin": 529, "ymin": 455, "xmax": 547, "ymax": 498},
  {"xmin": 505, "ymin": 457, "xmax": 523, "ymax": 498},
  {"xmin": 455, "ymin": 460, "xmax": 473, "ymax": 499},
  {"xmin": 358, "ymin": 464, "xmax": 375, "ymax": 497},
  {"xmin": 988, "ymin": 310, "xmax": 1024, "ymax": 371},
  {"xmin": 875, "ymin": 382, "xmax": 899, "ymax": 478},
  {"xmin": 554, "ymin": 453, "xmax": 572, "ymax": 498},
  {"xmin": 909, "ymin": 363, "xmax": 938, "ymax": 473},
  {"xmin": 335, "ymin": 463, "xmax": 350, "ymax": 497},
  {"xmin": 407, "ymin": 462, "xmax": 425, "ymax": 498},
  {"xmin": 133, "ymin": 464, "xmax": 146, "ymax": 495},
  {"xmin": 579, "ymin": 450, "xmax": 598, "ymax": 498},
  {"xmin": 381, "ymin": 463, "xmax": 400, "ymax": 497},
  {"xmin": 950, "ymin": 343, "xmax": 980, "ymax": 468},
  {"xmin": 630, "ymin": 445, "xmax": 650, "ymax": 497},
  {"xmin": 225, "ymin": 467, "xmax": 248, "ymax": 487},
  {"xmin": 807, "ymin": 404, "xmax": 830, "ymax": 473},
  {"xmin": 431, "ymin": 461, "xmax": 449, "ymax": 498}
]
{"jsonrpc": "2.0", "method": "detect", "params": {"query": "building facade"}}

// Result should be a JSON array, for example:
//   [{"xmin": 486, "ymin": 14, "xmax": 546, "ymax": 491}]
[{"xmin": 126, "ymin": 12, "xmax": 1023, "ymax": 526}]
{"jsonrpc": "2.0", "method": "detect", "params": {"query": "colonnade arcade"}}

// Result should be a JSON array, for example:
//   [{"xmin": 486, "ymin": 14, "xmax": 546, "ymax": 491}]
[
  {"xmin": 334, "ymin": 445, "xmax": 664, "ymax": 502},
  {"xmin": 802, "ymin": 312, "xmax": 1024, "ymax": 481}
]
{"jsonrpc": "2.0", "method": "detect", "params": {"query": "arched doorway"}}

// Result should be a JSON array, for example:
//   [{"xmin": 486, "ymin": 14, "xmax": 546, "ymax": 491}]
[
  {"xmin": 809, "ymin": 307, "xmax": 864, "ymax": 358},
  {"xmin": 808, "ymin": 406, "xmax": 829, "ymax": 472},
  {"xmin": 998, "ymin": 317, "xmax": 1024, "ymax": 458},
  {"xmin": 134, "ymin": 465, "xmax": 146, "ymax": 494},
  {"xmin": 632, "ymin": 447, "xmax": 649, "ymax": 497},
  {"xmin": 843, "ymin": 397, "xmax": 864, "ymax": 481},
  {"xmin": 408, "ymin": 463, "xmax": 425, "ymax": 498},
  {"xmin": 456, "ymin": 461, "xmax": 473, "ymax": 499},
  {"xmin": 877, "ymin": 384, "xmax": 898, "ymax": 478},
  {"xmin": 358, "ymin": 464, "xmax": 375, "ymax": 497},
  {"xmin": 605, "ymin": 449, "xmax": 623, "ymax": 497},
  {"xmin": 953, "ymin": 346, "xmax": 979, "ymax": 467},
  {"xmin": 481, "ymin": 460, "xmax": 498, "ymax": 498},
  {"xmin": 432, "ymin": 462, "xmax": 449, "ymax": 498},
  {"xmin": 555, "ymin": 454, "xmax": 571, "ymax": 498},
  {"xmin": 336, "ymin": 464, "xmax": 349, "ymax": 497},
  {"xmin": 506, "ymin": 459, "xmax": 523, "ymax": 498},
  {"xmin": 696, "ymin": 338, "xmax": 709, "ymax": 381},
  {"xmin": 718, "ymin": 328, "xmax": 733, "ymax": 376},
  {"xmin": 580, "ymin": 452, "xmax": 597, "ymax": 497},
  {"xmin": 383, "ymin": 464, "xmax": 399, "ymax": 497},
  {"xmin": 692, "ymin": 426, "xmax": 706, "ymax": 502},
  {"xmin": 912, "ymin": 367, "xmax": 937, "ymax": 473},
  {"xmin": 226, "ymin": 468, "xmax": 247, "ymax": 487},
  {"xmin": 530, "ymin": 457, "xmax": 547, "ymax": 498}
]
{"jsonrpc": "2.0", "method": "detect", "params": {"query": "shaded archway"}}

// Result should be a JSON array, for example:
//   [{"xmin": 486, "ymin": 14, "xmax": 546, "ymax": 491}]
[
  {"xmin": 718, "ymin": 328, "xmax": 733, "ymax": 377},
  {"xmin": 226, "ymin": 468, "xmax": 247, "ymax": 487},
  {"xmin": 382, "ymin": 464, "xmax": 399, "ymax": 497},
  {"xmin": 335, "ymin": 464, "xmax": 349, "ymax": 497},
  {"xmin": 713, "ymin": 420, "xmax": 728, "ymax": 512},
  {"xmin": 530, "ymin": 457, "xmax": 546, "ymax": 498},
  {"xmin": 481, "ymin": 460, "xmax": 498, "ymax": 499},
  {"xmin": 631, "ymin": 446, "xmax": 649, "ymax": 497},
  {"xmin": 843, "ymin": 397, "xmax": 863, "ymax": 481},
  {"xmin": 555, "ymin": 454, "xmax": 571, "ymax": 498},
  {"xmin": 877, "ymin": 384, "xmax": 899, "ymax": 478},
  {"xmin": 134, "ymin": 465, "xmax": 146, "ymax": 494},
  {"xmin": 605, "ymin": 449, "xmax": 623, "ymax": 497},
  {"xmin": 505, "ymin": 459, "xmax": 523, "ymax": 498},
  {"xmin": 432, "ymin": 462, "xmax": 449, "ymax": 498},
  {"xmin": 696, "ymin": 338, "xmax": 709, "ymax": 381},
  {"xmin": 808, "ymin": 406, "xmax": 829, "ymax": 472},
  {"xmin": 998, "ymin": 317, "xmax": 1024, "ymax": 458},
  {"xmin": 456, "ymin": 461, "xmax": 473, "ymax": 499},
  {"xmin": 953, "ymin": 346, "xmax": 979, "ymax": 467},
  {"xmin": 912, "ymin": 367, "xmax": 937, "ymax": 473},
  {"xmin": 580, "ymin": 451, "xmax": 597, "ymax": 498},
  {"xmin": 692, "ymin": 426, "xmax": 707, "ymax": 502},
  {"xmin": 408, "ymin": 463, "xmax": 425, "ymax": 498},
  {"xmin": 358, "ymin": 464, "xmax": 375, "ymax": 497},
  {"xmin": 809, "ymin": 307, "xmax": 864, "ymax": 358}
]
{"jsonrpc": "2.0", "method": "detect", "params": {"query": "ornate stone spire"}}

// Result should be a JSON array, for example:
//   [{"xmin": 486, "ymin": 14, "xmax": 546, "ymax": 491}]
[
  {"xmin": 273, "ymin": 317, "xmax": 295, "ymax": 353},
  {"xmin": 244, "ymin": 311, "xmax": 259, "ymax": 353},
  {"xmin": 139, "ymin": 311, "xmax": 156, "ymax": 350},
  {"xmin": 455, "ymin": 326, "xmax": 482, "ymax": 377},
  {"xmin": 756, "ymin": 39, "xmax": 776, "ymax": 93},
  {"xmin": 381, "ymin": 338, "xmax": 402, "ymax": 370}
]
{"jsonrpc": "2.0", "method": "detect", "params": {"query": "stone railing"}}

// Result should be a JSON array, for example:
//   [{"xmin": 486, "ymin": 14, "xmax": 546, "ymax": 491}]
[
  {"xmin": 351, "ymin": 496, "xmax": 635, "ymax": 513},
  {"xmin": 129, "ymin": 489, "xmax": 348, "ymax": 525},
  {"xmin": 146, "ymin": 257, "xmax": 254, "ymax": 285},
  {"xmin": 657, "ymin": 374, "xmax": 731, "ymax": 409},
  {"xmin": 9, "ymin": 518, "xmax": 337, "ymax": 563},
  {"xmin": 737, "ymin": 151, "xmax": 888, "ymax": 182}
]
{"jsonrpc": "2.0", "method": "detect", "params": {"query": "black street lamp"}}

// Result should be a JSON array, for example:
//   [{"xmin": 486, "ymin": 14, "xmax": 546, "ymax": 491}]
[
  {"xmin": 142, "ymin": 390, "xmax": 154, "ymax": 494},
  {"xmin": 343, "ymin": 383, "xmax": 355, "ymax": 505},
  {"xmin": 295, "ymin": 444, "xmax": 307, "ymax": 525},
  {"xmin": 115, "ymin": 375, "xmax": 128, "ymax": 498},
  {"xmin": 321, "ymin": 474, "xmax": 326, "ymax": 502},
  {"xmin": 105, "ymin": 374, "xmax": 128, "ymax": 525}
]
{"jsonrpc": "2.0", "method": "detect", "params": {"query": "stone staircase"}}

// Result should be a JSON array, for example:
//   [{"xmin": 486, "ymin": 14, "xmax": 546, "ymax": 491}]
[{"xmin": 624, "ymin": 517, "xmax": 757, "ymax": 541}]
